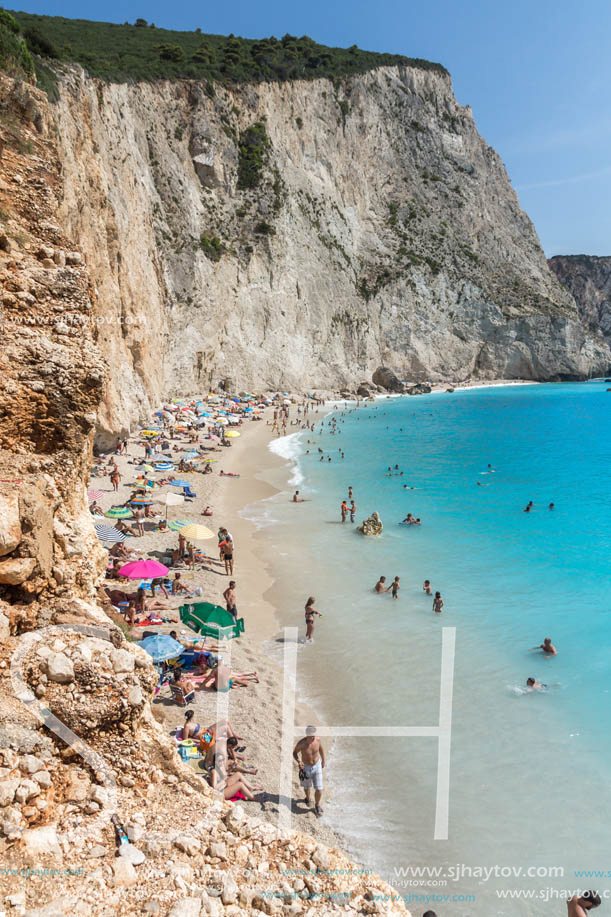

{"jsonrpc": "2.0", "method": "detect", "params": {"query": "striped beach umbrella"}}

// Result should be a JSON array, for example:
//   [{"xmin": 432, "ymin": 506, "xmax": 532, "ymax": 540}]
[
  {"xmin": 154, "ymin": 462, "xmax": 174, "ymax": 471},
  {"xmin": 169, "ymin": 479, "xmax": 190, "ymax": 488},
  {"xmin": 87, "ymin": 489, "xmax": 104, "ymax": 502},
  {"xmin": 167, "ymin": 519, "xmax": 188, "ymax": 531},
  {"xmin": 95, "ymin": 524, "xmax": 126, "ymax": 543},
  {"xmin": 129, "ymin": 495, "xmax": 154, "ymax": 506},
  {"xmin": 104, "ymin": 507, "xmax": 133, "ymax": 519}
]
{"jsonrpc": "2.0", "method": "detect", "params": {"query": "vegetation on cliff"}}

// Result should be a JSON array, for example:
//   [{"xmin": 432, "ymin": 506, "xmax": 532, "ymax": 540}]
[{"xmin": 2, "ymin": 8, "xmax": 448, "ymax": 89}]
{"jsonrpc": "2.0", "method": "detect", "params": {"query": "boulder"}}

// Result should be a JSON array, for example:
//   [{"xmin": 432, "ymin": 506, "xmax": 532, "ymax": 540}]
[
  {"xmin": 111, "ymin": 648, "xmax": 134, "ymax": 673},
  {"xmin": 0, "ymin": 777, "xmax": 19, "ymax": 807},
  {"xmin": 111, "ymin": 855, "xmax": 138, "ymax": 887},
  {"xmin": 0, "ymin": 493, "xmax": 21, "ymax": 556},
  {"xmin": 357, "ymin": 512, "xmax": 383, "ymax": 536},
  {"xmin": 406, "ymin": 383, "xmax": 432, "ymax": 395},
  {"xmin": 21, "ymin": 824, "xmax": 62, "ymax": 857},
  {"xmin": 0, "ymin": 557, "xmax": 35, "ymax": 585},
  {"xmin": 174, "ymin": 834, "xmax": 201, "ymax": 856},
  {"xmin": 372, "ymin": 367, "xmax": 405, "ymax": 393},
  {"xmin": 46, "ymin": 652, "xmax": 74, "ymax": 684}
]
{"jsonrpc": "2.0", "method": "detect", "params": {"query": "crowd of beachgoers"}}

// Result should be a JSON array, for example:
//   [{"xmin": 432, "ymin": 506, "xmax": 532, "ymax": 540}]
[{"xmin": 91, "ymin": 392, "xmax": 330, "ymax": 819}]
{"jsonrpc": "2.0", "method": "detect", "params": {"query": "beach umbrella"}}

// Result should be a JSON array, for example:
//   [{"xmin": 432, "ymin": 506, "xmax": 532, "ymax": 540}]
[
  {"xmin": 216, "ymin": 418, "xmax": 229, "ymax": 425},
  {"xmin": 154, "ymin": 462, "xmax": 174, "ymax": 471},
  {"xmin": 168, "ymin": 519, "xmax": 188, "ymax": 531},
  {"xmin": 129, "ymin": 495, "xmax": 154, "ymax": 506},
  {"xmin": 182, "ymin": 451, "xmax": 200, "ymax": 460},
  {"xmin": 180, "ymin": 524, "xmax": 215, "ymax": 541},
  {"xmin": 95, "ymin": 524, "xmax": 126, "ymax": 543},
  {"xmin": 118, "ymin": 559, "xmax": 169, "ymax": 579},
  {"xmin": 143, "ymin": 464, "xmax": 155, "ymax": 473},
  {"xmin": 140, "ymin": 430, "xmax": 159, "ymax": 437},
  {"xmin": 87, "ymin": 489, "xmax": 104, "ymax": 502},
  {"xmin": 225, "ymin": 431, "xmax": 240, "ymax": 438},
  {"xmin": 104, "ymin": 506, "xmax": 133, "ymax": 519},
  {"xmin": 156, "ymin": 491, "xmax": 185, "ymax": 519},
  {"xmin": 169, "ymin": 479, "xmax": 191, "ymax": 488},
  {"xmin": 139, "ymin": 634, "xmax": 184, "ymax": 663}
]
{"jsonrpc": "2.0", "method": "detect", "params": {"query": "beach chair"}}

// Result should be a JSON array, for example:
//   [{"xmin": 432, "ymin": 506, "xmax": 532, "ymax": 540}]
[
  {"xmin": 170, "ymin": 683, "xmax": 195, "ymax": 706},
  {"xmin": 182, "ymin": 485, "xmax": 197, "ymax": 499},
  {"xmin": 179, "ymin": 602, "xmax": 245, "ymax": 640}
]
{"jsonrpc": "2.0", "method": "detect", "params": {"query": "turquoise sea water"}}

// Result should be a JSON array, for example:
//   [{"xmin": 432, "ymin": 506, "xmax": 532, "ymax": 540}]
[{"xmin": 250, "ymin": 383, "xmax": 611, "ymax": 916}]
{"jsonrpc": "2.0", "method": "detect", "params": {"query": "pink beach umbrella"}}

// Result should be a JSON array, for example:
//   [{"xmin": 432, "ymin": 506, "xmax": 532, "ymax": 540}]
[
  {"xmin": 87, "ymin": 490, "xmax": 104, "ymax": 502},
  {"xmin": 118, "ymin": 559, "xmax": 169, "ymax": 579}
]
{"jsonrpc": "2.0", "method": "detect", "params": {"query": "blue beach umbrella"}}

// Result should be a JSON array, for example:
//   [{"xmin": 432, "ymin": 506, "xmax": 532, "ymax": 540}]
[
  {"xmin": 170, "ymin": 479, "xmax": 191, "ymax": 487},
  {"xmin": 154, "ymin": 462, "xmax": 174, "ymax": 471},
  {"xmin": 182, "ymin": 451, "xmax": 199, "ymax": 460},
  {"xmin": 139, "ymin": 634, "xmax": 184, "ymax": 662}
]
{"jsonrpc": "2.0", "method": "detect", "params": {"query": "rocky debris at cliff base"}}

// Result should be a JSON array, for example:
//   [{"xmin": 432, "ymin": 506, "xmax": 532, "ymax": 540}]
[
  {"xmin": 357, "ymin": 512, "xmax": 383, "ymax": 536},
  {"xmin": 406, "ymin": 383, "xmax": 432, "ymax": 395},
  {"xmin": 372, "ymin": 368, "xmax": 405, "ymax": 393}
]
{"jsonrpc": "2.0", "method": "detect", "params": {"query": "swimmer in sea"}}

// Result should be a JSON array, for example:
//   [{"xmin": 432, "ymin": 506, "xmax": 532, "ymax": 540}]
[
  {"xmin": 390, "ymin": 576, "xmax": 400, "ymax": 599},
  {"xmin": 433, "ymin": 592, "xmax": 444, "ymax": 614},
  {"xmin": 374, "ymin": 576, "xmax": 388, "ymax": 593},
  {"xmin": 423, "ymin": 580, "xmax": 432, "ymax": 595},
  {"xmin": 293, "ymin": 491, "xmax": 305, "ymax": 503},
  {"xmin": 340, "ymin": 500, "xmax": 348, "ymax": 523},
  {"xmin": 526, "ymin": 677, "xmax": 546, "ymax": 691},
  {"xmin": 534, "ymin": 637, "xmax": 557, "ymax": 656},
  {"xmin": 549, "ymin": 502, "xmax": 555, "ymax": 510},
  {"xmin": 402, "ymin": 513, "xmax": 414, "ymax": 524}
]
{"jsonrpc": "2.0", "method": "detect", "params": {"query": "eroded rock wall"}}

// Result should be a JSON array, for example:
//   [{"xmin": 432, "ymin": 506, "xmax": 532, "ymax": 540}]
[
  {"xmin": 549, "ymin": 254, "xmax": 611, "ymax": 345},
  {"xmin": 49, "ymin": 66, "xmax": 610, "ymax": 438}
]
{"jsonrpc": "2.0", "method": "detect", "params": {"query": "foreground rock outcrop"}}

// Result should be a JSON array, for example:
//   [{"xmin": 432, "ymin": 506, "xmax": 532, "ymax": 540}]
[{"xmin": 46, "ymin": 62, "xmax": 609, "ymax": 437}]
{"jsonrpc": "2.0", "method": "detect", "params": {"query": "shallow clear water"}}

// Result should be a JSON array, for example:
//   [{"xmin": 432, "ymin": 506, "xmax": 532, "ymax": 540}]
[{"xmin": 248, "ymin": 383, "xmax": 611, "ymax": 915}]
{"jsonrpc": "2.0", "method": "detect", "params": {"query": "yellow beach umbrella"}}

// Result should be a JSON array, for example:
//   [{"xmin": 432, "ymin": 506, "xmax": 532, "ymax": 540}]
[
  {"xmin": 225, "ymin": 431, "xmax": 240, "ymax": 438},
  {"xmin": 144, "ymin": 464, "xmax": 155, "ymax": 472},
  {"xmin": 140, "ymin": 430, "xmax": 159, "ymax": 437},
  {"xmin": 180, "ymin": 524, "xmax": 215, "ymax": 541}
]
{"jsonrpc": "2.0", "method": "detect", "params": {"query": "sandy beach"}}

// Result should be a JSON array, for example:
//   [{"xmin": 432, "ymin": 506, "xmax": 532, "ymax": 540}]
[{"xmin": 94, "ymin": 408, "xmax": 341, "ymax": 848}]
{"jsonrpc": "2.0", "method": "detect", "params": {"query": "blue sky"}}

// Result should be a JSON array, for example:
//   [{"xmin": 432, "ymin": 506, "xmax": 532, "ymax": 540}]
[{"xmin": 14, "ymin": 0, "xmax": 611, "ymax": 256}]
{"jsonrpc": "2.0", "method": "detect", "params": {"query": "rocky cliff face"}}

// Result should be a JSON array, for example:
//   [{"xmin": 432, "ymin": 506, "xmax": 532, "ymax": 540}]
[
  {"xmin": 549, "ymin": 255, "xmax": 611, "ymax": 346},
  {"xmin": 47, "ymin": 64, "xmax": 609, "ymax": 438}
]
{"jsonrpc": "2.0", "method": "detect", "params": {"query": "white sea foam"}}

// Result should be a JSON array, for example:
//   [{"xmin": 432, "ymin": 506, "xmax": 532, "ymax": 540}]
[{"xmin": 268, "ymin": 432, "xmax": 304, "ymax": 485}]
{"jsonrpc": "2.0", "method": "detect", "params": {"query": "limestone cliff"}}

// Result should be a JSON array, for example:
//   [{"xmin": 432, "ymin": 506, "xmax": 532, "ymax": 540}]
[
  {"xmin": 45, "ymin": 64, "xmax": 609, "ymax": 438},
  {"xmin": 549, "ymin": 255, "xmax": 611, "ymax": 347}
]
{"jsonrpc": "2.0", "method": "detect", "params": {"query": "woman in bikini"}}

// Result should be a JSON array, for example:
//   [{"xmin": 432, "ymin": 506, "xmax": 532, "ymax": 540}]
[
  {"xmin": 304, "ymin": 596, "xmax": 322, "ymax": 642},
  {"xmin": 206, "ymin": 749, "xmax": 264, "ymax": 801},
  {"xmin": 433, "ymin": 591, "xmax": 444, "ymax": 614}
]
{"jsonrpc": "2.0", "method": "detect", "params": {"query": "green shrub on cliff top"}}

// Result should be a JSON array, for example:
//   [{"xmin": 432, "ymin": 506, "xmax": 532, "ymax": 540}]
[{"xmin": 2, "ymin": 9, "xmax": 448, "ymax": 87}]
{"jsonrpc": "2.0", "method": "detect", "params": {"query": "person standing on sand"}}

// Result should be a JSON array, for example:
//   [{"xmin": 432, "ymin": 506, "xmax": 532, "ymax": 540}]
[
  {"xmin": 304, "ymin": 596, "xmax": 322, "ymax": 642},
  {"xmin": 133, "ymin": 507, "xmax": 145, "ymax": 537},
  {"xmin": 221, "ymin": 536, "xmax": 234, "ymax": 576},
  {"xmin": 567, "ymin": 891, "xmax": 601, "ymax": 914},
  {"xmin": 223, "ymin": 581, "xmax": 238, "ymax": 620},
  {"xmin": 433, "ymin": 591, "xmax": 444, "ymax": 614},
  {"xmin": 293, "ymin": 725, "xmax": 326, "ymax": 817},
  {"xmin": 110, "ymin": 467, "xmax": 121, "ymax": 492}
]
